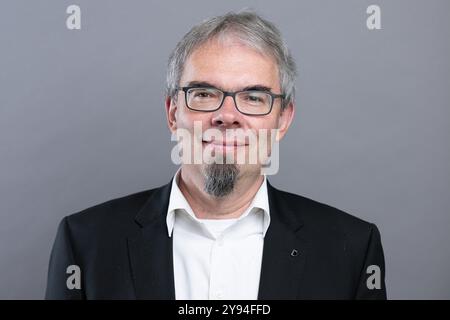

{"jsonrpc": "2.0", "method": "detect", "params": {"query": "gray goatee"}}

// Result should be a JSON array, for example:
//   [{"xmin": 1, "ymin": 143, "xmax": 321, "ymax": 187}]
[{"xmin": 203, "ymin": 164, "xmax": 239, "ymax": 197}]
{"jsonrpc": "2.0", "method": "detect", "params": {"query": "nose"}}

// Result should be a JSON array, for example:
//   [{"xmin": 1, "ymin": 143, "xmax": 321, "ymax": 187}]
[{"xmin": 210, "ymin": 95, "xmax": 242, "ymax": 129}]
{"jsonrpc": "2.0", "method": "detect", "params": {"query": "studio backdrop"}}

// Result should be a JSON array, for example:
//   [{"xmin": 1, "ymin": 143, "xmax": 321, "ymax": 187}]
[{"xmin": 0, "ymin": 0, "xmax": 449, "ymax": 299}]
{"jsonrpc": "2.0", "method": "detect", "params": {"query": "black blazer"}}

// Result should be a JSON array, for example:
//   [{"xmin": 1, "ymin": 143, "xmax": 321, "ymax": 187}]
[{"xmin": 45, "ymin": 179, "xmax": 386, "ymax": 299}]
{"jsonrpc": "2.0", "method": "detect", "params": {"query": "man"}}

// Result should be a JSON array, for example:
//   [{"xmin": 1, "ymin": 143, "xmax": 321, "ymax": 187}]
[{"xmin": 46, "ymin": 11, "xmax": 386, "ymax": 300}]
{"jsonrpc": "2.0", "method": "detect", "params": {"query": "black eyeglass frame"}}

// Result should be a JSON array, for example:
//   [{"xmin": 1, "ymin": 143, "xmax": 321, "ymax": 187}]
[{"xmin": 175, "ymin": 86, "xmax": 285, "ymax": 116}]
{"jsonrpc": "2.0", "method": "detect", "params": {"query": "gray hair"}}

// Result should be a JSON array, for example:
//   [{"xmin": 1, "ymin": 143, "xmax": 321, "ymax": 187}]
[{"xmin": 166, "ymin": 10, "xmax": 297, "ymax": 109}]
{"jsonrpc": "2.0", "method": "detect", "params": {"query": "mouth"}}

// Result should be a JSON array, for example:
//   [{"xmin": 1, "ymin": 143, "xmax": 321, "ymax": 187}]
[{"xmin": 202, "ymin": 139, "xmax": 248, "ymax": 150}]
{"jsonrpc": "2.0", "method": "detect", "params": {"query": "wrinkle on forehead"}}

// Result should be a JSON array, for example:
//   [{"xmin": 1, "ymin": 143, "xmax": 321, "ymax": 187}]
[{"xmin": 181, "ymin": 37, "xmax": 281, "ymax": 93}]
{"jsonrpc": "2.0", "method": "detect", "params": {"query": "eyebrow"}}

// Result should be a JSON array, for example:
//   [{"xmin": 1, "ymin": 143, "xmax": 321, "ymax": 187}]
[{"xmin": 184, "ymin": 81, "xmax": 272, "ymax": 92}]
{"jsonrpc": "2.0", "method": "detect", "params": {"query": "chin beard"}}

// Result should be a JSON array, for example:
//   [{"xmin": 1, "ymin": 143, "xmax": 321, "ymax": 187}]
[{"xmin": 203, "ymin": 163, "xmax": 239, "ymax": 198}]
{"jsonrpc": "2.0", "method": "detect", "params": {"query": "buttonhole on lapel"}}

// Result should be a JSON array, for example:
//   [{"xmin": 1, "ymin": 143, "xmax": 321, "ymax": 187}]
[{"xmin": 290, "ymin": 249, "xmax": 299, "ymax": 257}]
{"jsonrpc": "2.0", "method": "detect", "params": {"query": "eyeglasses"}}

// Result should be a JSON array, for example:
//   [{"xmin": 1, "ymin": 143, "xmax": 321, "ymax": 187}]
[{"xmin": 176, "ymin": 86, "xmax": 285, "ymax": 116}]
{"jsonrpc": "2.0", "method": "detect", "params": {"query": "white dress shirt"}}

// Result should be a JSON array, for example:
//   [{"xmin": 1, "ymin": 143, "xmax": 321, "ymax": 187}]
[{"xmin": 166, "ymin": 167, "xmax": 271, "ymax": 300}]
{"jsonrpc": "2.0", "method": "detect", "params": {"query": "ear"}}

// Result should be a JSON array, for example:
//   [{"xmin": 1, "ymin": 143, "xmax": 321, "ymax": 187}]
[
  {"xmin": 165, "ymin": 95, "xmax": 178, "ymax": 133},
  {"xmin": 276, "ymin": 101, "xmax": 295, "ymax": 141}
]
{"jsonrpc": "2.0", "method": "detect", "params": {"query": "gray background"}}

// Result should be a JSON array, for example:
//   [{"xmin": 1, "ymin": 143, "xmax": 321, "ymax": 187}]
[{"xmin": 0, "ymin": 0, "xmax": 449, "ymax": 299}]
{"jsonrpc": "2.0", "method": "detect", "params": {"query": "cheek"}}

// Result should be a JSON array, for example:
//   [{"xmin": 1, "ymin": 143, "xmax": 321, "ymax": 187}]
[
  {"xmin": 245, "ymin": 118, "xmax": 279, "ymax": 155},
  {"xmin": 176, "ymin": 111, "xmax": 214, "ymax": 144},
  {"xmin": 250, "ymin": 115, "xmax": 279, "ymax": 131},
  {"xmin": 176, "ymin": 108, "xmax": 208, "ymax": 130}
]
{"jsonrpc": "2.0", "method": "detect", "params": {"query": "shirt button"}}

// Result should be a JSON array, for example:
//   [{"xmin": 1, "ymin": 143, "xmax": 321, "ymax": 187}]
[
  {"xmin": 217, "ymin": 238, "xmax": 224, "ymax": 247},
  {"xmin": 215, "ymin": 291, "xmax": 224, "ymax": 299}
]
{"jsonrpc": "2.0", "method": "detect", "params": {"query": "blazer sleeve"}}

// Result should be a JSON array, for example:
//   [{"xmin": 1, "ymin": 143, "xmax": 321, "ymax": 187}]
[
  {"xmin": 354, "ymin": 223, "xmax": 387, "ymax": 299},
  {"xmin": 45, "ymin": 217, "xmax": 85, "ymax": 300}
]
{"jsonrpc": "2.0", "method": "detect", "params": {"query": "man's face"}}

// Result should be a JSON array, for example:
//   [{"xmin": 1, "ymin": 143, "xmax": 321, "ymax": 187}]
[{"xmin": 166, "ymin": 38, "xmax": 294, "ymax": 185}]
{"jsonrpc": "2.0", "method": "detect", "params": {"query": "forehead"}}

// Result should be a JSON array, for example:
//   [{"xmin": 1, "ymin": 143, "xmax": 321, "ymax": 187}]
[{"xmin": 180, "ymin": 39, "xmax": 280, "ymax": 92}]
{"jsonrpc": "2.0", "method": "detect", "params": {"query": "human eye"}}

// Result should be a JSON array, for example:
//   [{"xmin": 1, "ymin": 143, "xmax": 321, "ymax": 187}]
[
  {"xmin": 191, "ymin": 88, "xmax": 219, "ymax": 99},
  {"xmin": 240, "ymin": 91, "xmax": 269, "ymax": 105}
]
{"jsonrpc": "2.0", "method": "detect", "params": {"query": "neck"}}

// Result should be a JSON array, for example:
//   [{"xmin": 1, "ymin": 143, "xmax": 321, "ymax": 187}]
[{"xmin": 178, "ymin": 165, "xmax": 264, "ymax": 220}]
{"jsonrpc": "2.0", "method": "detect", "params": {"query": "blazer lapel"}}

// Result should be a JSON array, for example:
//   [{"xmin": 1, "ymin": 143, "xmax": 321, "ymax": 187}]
[
  {"xmin": 258, "ymin": 181, "xmax": 308, "ymax": 299},
  {"xmin": 127, "ymin": 180, "xmax": 176, "ymax": 299}
]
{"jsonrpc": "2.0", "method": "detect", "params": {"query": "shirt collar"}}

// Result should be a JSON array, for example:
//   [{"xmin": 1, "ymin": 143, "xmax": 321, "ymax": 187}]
[{"xmin": 166, "ymin": 167, "xmax": 271, "ymax": 238}]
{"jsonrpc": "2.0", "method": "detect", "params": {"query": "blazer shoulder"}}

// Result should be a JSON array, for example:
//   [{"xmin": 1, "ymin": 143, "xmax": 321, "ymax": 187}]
[
  {"xmin": 270, "ymin": 184, "xmax": 377, "ymax": 235},
  {"xmin": 63, "ymin": 185, "xmax": 164, "ymax": 233}
]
